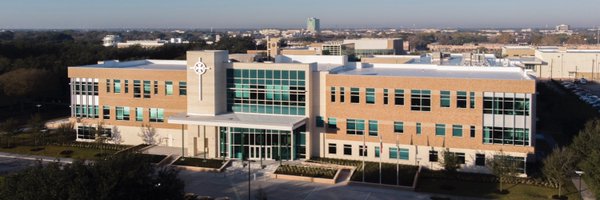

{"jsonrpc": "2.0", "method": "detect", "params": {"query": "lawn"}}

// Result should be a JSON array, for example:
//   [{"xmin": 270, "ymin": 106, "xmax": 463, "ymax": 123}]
[
  {"xmin": 418, "ymin": 178, "xmax": 582, "ymax": 200},
  {"xmin": 0, "ymin": 145, "xmax": 116, "ymax": 160},
  {"xmin": 275, "ymin": 164, "xmax": 337, "ymax": 179},
  {"xmin": 172, "ymin": 157, "xmax": 227, "ymax": 169}
]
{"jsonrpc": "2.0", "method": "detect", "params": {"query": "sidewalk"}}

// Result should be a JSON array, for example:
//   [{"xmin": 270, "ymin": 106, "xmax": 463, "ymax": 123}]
[
  {"xmin": 0, "ymin": 152, "xmax": 74, "ymax": 164},
  {"xmin": 572, "ymin": 177, "xmax": 597, "ymax": 200}
]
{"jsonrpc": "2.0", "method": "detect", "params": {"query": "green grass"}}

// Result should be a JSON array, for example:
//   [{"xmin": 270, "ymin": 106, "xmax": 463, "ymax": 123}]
[
  {"xmin": 172, "ymin": 157, "xmax": 226, "ymax": 169},
  {"xmin": 418, "ymin": 178, "xmax": 582, "ymax": 200},
  {"xmin": 0, "ymin": 145, "xmax": 116, "ymax": 160}
]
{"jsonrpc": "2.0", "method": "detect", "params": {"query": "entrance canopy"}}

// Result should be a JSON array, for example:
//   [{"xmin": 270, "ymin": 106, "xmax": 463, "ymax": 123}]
[{"xmin": 168, "ymin": 112, "xmax": 307, "ymax": 131}]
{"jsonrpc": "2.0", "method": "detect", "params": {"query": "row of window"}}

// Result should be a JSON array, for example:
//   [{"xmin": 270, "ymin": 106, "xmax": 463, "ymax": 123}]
[
  {"xmin": 72, "ymin": 81, "xmax": 99, "ymax": 95},
  {"xmin": 483, "ymin": 96, "xmax": 530, "ymax": 116},
  {"xmin": 330, "ymin": 87, "xmax": 477, "ymax": 111},
  {"xmin": 483, "ymin": 126, "xmax": 530, "ymax": 146},
  {"xmin": 427, "ymin": 151, "xmax": 525, "ymax": 173},
  {"xmin": 316, "ymin": 117, "xmax": 477, "ymax": 138},
  {"xmin": 106, "ymin": 79, "xmax": 186, "ymax": 98},
  {"xmin": 328, "ymin": 143, "xmax": 410, "ymax": 160},
  {"xmin": 76, "ymin": 126, "xmax": 111, "ymax": 140},
  {"xmin": 75, "ymin": 106, "xmax": 165, "ymax": 122}
]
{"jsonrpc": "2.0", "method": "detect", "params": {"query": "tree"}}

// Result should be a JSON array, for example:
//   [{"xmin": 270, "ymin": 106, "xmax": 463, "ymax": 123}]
[
  {"xmin": 543, "ymin": 147, "xmax": 577, "ymax": 198},
  {"xmin": 139, "ymin": 124, "xmax": 159, "ymax": 145},
  {"xmin": 487, "ymin": 150, "xmax": 519, "ymax": 193},
  {"xmin": 439, "ymin": 149, "xmax": 460, "ymax": 172},
  {"xmin": 0, "ymin": 118, "xmax": 20, "ymax": 148},
  {"xmin": 94, "ymin": 121, "xmax": 109, "ymax": 155},
  {"xmin": 570, "ymin": 119, "xmax": 600, "ymax": 162},
  {"xmin": 28, "ymin": 113, "xmax": 45, "ymax": 146},
  {"xmin": 55, "ymin": 122, "xmax": 76, "ymax": 143},
  {"xmin": 0, "ymin": 153, "xmax": 185, "ymax": 200}
]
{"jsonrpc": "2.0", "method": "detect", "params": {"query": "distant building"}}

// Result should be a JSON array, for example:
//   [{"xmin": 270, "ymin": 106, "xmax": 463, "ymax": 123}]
[
  {"xmin": 502, "ymin": 46, "xmax": 536, "ymax": 58},
  {"xmin": 343, "ymin": 38, "xmax": 404, "ymax": 58},
  {"xmin": 307, "ymin": 17, "xmax": 320, "ymax": 34},
  {"xmin": 556, "ymin": 24, "xmax": 570, "ymax": 32},
  {"xmin": 322, "ymin": 41, "xmax": 355, "ymax": 56},
  {"xmin": 102, "ymin": 35, "xmax": 121, "ymax": 47},
  {"xmin": 533, "ymin": 47, "xmax": 600, "ymax": 79}
]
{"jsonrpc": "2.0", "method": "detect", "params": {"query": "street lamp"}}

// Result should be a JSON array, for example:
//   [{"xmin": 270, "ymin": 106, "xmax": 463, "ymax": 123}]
[
  {"xmin": 36, "ymin": 104, "xmax": 42, "ymax": 113},
  {"xmin": 575, "ymin": 170, "xmax": 584, "ymax": 199}
]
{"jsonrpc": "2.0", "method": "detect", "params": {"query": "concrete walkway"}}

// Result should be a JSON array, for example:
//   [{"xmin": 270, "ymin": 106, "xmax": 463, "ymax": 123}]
[
  {"xmin": 572, "ymin": 177, "xmax": 597, "ymax": 200},
  {"xmin": 0, "ymin": 152, "xmax": 74, "ymax": 164}
]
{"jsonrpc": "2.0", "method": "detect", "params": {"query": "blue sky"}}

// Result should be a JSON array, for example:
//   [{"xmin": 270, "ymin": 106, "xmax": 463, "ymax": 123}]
[{"xmin": 0, "ymin": 0, "xmax": 598, "ymax": 29}]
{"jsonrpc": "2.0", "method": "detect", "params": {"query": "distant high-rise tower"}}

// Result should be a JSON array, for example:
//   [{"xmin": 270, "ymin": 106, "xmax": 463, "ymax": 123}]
[{"xmin": 307, "ymin": 17, "xmax": 320, "ymax": 34}]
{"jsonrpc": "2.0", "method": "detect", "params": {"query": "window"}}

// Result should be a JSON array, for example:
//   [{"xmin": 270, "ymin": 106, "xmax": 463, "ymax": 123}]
[
  {"xmin": 143, "ymin": 81, "xmax": 151, "ymax": 98},
  {"xmin": 350, "ymin": 88, "xmax": 360, "ymax": 103},
  {"xmin": 346, "ymin": 119, "xmax": 365, "ymax": 135},
  {"xmin": 115, "ymin": 107, "xmax": 130, "ymax": 121},
  {"xmin": 435, "ymin": 124, "xmax": 445, "ymax": 136},
  {"xmin": 340, "ymin": 87, "xmax": 345, "ymax": 103},
  {"xmin": 106, "ymin": 79, "xmax": 111, "ymax": 93},
  {"xmin": 124, "ymin": 80, "xmax": 129, "ymax": 93},
  {"xmin": 93, "ymin": 82, "xmax": 98, "ymax": 95},
  {"xmin": 452, "ymin": 125, "xmax": 463, "ymax": 137},
  {"xmin": 327, "ymin": 118, "xmax": 337, "ymax": 129},
  {"xmin": 455, "ymin": 152, "xmax": 465, "ymax": 164},
  {"xmin": 483, "ymin": 96, "xmax": 530, "ymax": 116},
  {"xmin": 359, "ymin": 145, "xmax": 367, "ymax": 157},
  {"xmin": 389, "ymin": 147, "xmax": 398, "ymax": 159},
  {"xmin": 399, "ymin": 148, "xmax": 409, "ymax": 160},
  {"xmin": 103, "ymin": 106, "xmax": 110, "ymax": 119},
  {"xmin": 375, "ymin": 146, "xmax": 380, "ymax": 158},
  {"xmin": 316, "ymin": 116, "xmax": 325, "ymax": 128},
  {"xmin": 416, "ymin": 123, "xmax": 422, "ymax": 134},
  {"xmin": 114, "ymin": 80, "xmax": 121, "ymax": 93},
  {"xmin": 429, "ymin": 150, "xmax": 438, "ymax": 162},
  {"xmin": 77, "ymin": 126, "xmax": 96, "ymax": 140},
  {"xmin": 330, "ymin": 87, "xmax": 336, "ymax": 102},
  {"xmin": 383, "ymin": 89, "xmax": 389, "ymax": 105},
  {"xmin": 470, "ymin": 92, "xmax": 475, "ymax": 108},
  {"xmin": 470, "ymin": 126, "xmax": 476, "ymax": 138},
  {"xmin": 368, "ymin": 120, "xmax": 378, "ymax": 136},
  {"xmin": 457, "ymin": 91, "xmax": 467, "ymax": 108},
  {"xmin": 133, "ymin": 80, "xmax": 141, "ymax": 98},
  {"xmin": 165, "ymin": 81, "xmax": 173, "ymax": 95},
  {"xmin": 483, "ymin": 126, "xmax": 530, "ymax": 146},
  {"xmin": 328, "ymin": 143, "xmax": 337, "ymax": 154},
  {"xmin": 135, "ymin": 107, "xmax": 143, "ymax": 121},
  {"xmin": 440, "ymin": 91, "xmax": 451, "ymax": 107},
  {"xmin": 394, "ymin": 89, "xmax": 404, "ymax": 105},
  {"xmin": 411, "ymin": 90, "xmax": 431, "ymax": 111},
  {"xmin": 179, "ymin": 81, "xmax": 187, "ymax": 96},
  {"xmin": 154, "ymin": 81, "xmax": 158, "ymax": 94},
  {"xmin": 394, "ymin": 121, "xmax": 404, "ymax": 133},
  {"xmin": 149, "ymin": 108, "xmax": 164, "ymax": 122},
  {"xmin": 343, "ymin": 144, "xmax": 352, "ymax": 155},
  {"xmin": 366, "ymin": 88, "xmax": 375, "ymax": 104},
  {"xmin": 475, "ymin": 154, "xmax": 485, "ymax": 166}
]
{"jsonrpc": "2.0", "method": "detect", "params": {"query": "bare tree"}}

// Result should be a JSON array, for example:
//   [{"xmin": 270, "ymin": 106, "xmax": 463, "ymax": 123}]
[
  {"xmin": 487, "ymin": 150, "xmax": 520, "ymax": 193},
  {"xmin": 543, "ymin": 147, "xmax": 577, "ymax": 198},
  {"xmin": 110, "ymin": 126, "xmax": 123, "ymax": 145},
  {"xmin": 138, "ymin": 124, "xmax": 159, "ymax": 145},
  {"xmin": 439, "ymin": 149, "xmax": 460, "ymax": 172}
]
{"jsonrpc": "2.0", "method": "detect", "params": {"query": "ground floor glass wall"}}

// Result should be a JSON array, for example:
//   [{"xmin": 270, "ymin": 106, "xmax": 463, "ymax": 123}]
[{"xmin": 219, "ymin": 126, "xmax": 306, "ymax": 160}]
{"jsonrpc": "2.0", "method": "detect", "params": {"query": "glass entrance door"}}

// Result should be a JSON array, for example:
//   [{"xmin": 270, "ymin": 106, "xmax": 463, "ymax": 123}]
[{"xmin": 248, "ymin": 146, "xmax": 272, "ymax": 160}]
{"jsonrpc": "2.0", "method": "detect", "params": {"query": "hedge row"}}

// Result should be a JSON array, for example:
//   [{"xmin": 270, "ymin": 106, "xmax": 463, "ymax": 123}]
[
  {"xmin": 275, "ymin": 164, "xmax": 337, "ymax": 179},
  {"xmin": 54, "ymin": 142, "xmax": 131, "ymax": 151},
  {"xmin": 419, "ymin": 169, "xmax": 557, "ymax": 188}
]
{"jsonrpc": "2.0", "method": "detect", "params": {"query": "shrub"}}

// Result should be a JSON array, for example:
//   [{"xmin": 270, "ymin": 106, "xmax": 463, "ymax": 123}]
[{"xmin": 275, "ymin": 165, "xmax": 337, "ymax": 179}]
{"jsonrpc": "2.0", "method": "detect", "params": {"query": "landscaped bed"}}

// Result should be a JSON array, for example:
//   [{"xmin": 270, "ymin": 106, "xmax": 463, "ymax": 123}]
[
  {"xmin": 172, "ymin": 157, "xmax": 227, "ymax": 169},
  {"xmin": 0, "ymin": 145, "xmax": 117, "ymax": 160},
  {"xmin": 138, "ymin": 154, "xmax": 167, "ymax": 164},
  {"xmin": 275, "ymin": 164, "xmax": 337, "ymax": 179},
  {"xmin": 308, "ymin": 158, "xmax": 418, "ymax": 187}
]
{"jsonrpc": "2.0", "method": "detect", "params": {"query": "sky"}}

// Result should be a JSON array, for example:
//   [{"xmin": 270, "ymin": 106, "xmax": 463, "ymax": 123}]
[{"xmin": 0, "ymin": 0, "xmax": 599, "ymax": 29}]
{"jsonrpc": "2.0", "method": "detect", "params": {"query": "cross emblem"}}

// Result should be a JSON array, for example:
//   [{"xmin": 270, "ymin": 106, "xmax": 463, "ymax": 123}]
[{"xmin": 189, "ymin": 58, "xmax": 211, "ymax": 101}]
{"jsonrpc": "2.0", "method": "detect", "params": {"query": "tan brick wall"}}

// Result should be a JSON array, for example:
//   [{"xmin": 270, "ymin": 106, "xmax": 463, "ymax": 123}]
[{"xmin": 324, "ymin": 75, "xmax": 535, "ymax": 154}]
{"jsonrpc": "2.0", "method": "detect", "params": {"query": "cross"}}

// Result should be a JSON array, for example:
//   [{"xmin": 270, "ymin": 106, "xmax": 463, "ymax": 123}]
[{"xmin": 190, "ymin": 58, "xmax": 210, "ymax": 101}]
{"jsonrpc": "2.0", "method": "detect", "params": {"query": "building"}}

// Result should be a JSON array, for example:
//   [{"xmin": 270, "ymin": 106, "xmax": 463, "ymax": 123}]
[
  {"xmin": 307, "ymin": 17, "xmax": 320, "ymax": 34},
  {"xmin": 322, "ymin": 41, "xmax": 355, "ymax": 56},
  {"xmin": 102, "ymin": 35, "xmax": 121, "ymax": 47},
  {"xmin": 343, "ymin": 38, "xmax": 404, "ymax": 59},
  {"xmin": 68, "ymin": 50, "xmax": 536, "ymax": 175},
  {"xmin": 533, "ymin": 48, "xmax": 600, "ymax": 80},
  {"xmin": 502, "ymin": 46, "xmax": 535, "ymax": 58}
]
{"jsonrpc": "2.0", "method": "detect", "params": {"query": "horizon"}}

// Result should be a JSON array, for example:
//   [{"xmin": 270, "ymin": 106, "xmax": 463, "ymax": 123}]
[{"xmin": 1, "ymin": 0, "xmax": 599, "ymax": 29}]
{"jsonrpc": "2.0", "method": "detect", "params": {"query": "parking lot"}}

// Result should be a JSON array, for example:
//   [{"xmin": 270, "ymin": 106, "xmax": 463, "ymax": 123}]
[{"xmin": 560, "ymin": 79, "xmax": 600, "ymax": 112}]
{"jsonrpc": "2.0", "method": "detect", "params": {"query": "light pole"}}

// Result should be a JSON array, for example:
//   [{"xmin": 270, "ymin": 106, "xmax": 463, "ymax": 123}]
[
  {"xmin": 36, "ymin": 104, "xmax": 42, "ymax": 113},
  {"xmin": 575, "ymin": 170, "xmax": 584, "ymax": 199},
  {"xmin": 379, "ymin": 135, "xmax": 382, "ymax": 184},
  {"xmin": 362, "ymin": 130, "xmax": 365, "ymax": 182}
]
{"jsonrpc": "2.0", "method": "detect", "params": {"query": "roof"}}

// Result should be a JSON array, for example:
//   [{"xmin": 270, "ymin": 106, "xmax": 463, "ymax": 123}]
[
  {"xmin": 333, "ymin": 64, "xmax": 532, "ymax": 80},
  {"xmin": 168, "ymin": 112, "xmax": 307, "ymax": 131},
  {"xmin": 537, "ymin": 49, "xmax": 600, "ymax": 53},
  {"xmin": 73, "ymin": 60, "xmax": 187, "ymax": 70}
]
